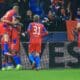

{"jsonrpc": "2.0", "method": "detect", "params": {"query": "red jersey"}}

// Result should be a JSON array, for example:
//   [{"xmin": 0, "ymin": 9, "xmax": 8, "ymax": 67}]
[
  {"xmin": 11, "ymin": 26, "xmax": 20, "ymax": 40},
  {"xmin": 0, "ymin": 22, "xmax": 11, "ymax": 36},
  {"xmin": 0, "ymin": 9, "xmax": 17, "ymax": 37},
  {"xmin": 27, "ymin": 22, "xmax": 48, "ymax": 53},
  {"xmin": 2, "ymin": 9, "xmax": 16, "ymax": 22},
  {"xmin": 27, "ymin": 22, "xmax": 48, "ymax": 42},
  {"xmin": 10, "ymin": 25, "xmax": 21, "ymax": 52}
]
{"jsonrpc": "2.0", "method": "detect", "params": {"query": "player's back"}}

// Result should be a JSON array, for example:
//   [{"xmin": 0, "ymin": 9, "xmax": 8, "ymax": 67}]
[
  {"xmin": 28, "ymin": 22, "xmax": 44, "ymax": 39},
  {"xmin": 3, "ymin": 9, "xmax": 16, "ymax": 21}
]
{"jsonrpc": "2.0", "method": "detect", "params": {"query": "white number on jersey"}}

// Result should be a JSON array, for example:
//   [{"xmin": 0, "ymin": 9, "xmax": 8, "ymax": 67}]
[{"xmin": 33, "ymin": 26, "xmax": 40, "ymax": 35}]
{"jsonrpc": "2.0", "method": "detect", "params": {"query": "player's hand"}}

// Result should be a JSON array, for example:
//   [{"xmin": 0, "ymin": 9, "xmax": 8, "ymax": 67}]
[{"xmin": 21, "ymin": 33, "xmax": 26, "ymax": 37}]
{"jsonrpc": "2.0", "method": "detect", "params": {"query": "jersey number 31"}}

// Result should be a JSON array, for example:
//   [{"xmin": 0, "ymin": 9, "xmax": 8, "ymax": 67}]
[{"xmin": 33, "ymin": 26, "xmax": 40, "ymax": 35}]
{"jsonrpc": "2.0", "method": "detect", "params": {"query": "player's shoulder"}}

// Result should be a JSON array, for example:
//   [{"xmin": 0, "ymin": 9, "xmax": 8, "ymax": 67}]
[
  {"xmin": 5, "ymin": 9, "xmax": 14, "ymax": 15},
  {"xmin": 8, "ymin": 9, "xmax": 16, "ymax": 14},
  {"xmin": 38, "ymin": 23, "xmax": 44, "ymax": 27},
  {"xmin": 7, "ymin": 9, "xmax": 13, "ymax": 13},
  {"xmin": 30, "ymin": 22, "xmax": 37, "ymax": 26},
  {"xmin": 28, "ymin": 22, "xmax": 33, "ymax": 27},
  {"xmin": 30, "ymin": 22, "xmax": 44, "ymax": 27},
  {"xmin": 30, "ymin": 22, "xmax": 34, "ymax": 25},
  {"xmin": 10, "ymin": 9, "xmax": 15, "ymax": 12},
  {"xmin": 36, "ymin": 22, "xmax": 44, "ymax": 26}
]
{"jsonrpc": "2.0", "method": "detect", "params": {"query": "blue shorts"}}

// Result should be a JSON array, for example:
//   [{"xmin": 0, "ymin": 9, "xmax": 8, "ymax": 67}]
[{"xmin": 2, "ymin": 43, "xmax": 9, "ymax": 55}]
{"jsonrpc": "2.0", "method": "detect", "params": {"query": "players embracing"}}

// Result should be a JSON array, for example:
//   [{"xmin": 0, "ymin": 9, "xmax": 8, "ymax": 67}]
[
  {"xmin": 0, "ymin": 3, "xmax": 48, "ymax": 70},
  {"xmin": 0, "ymin": 4, "xmax": 22, "ymax": 70}
]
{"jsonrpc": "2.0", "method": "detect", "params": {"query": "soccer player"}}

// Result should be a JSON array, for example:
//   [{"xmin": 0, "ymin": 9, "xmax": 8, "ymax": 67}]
[
  {"xmin": 1, "ymin": 33, "xmax": 12, "ymax": 70},
  {"xmin": 27, "ymin": 15, "xmax": 48, "ymax": 70},
  {"xmin": 0, "ymin": 22, "xmax": 13, "ymax": 70},
  {"xmin": 11, "ymin": 16, "xmax": 21, "ymax": 52},
  {"xmin": 0, "ymin": 4, "xmax": 19, "ymax": 56},
  {"xmin": 0, "ymin": 4, "xmax": 19, "ymax": 38},
  {"xmin": 1, "ymin": 5, "xmax": 19, "ymax": 25},
  {"xmin": 10, "ymin": 16, "xmax": 22, "ymax": 70}
]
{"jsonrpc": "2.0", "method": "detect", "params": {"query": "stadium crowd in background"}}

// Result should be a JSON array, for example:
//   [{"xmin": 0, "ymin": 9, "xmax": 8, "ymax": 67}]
[{"xmin": 0, "ymin": 0, "xmax": 80, "ymax": 32}]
